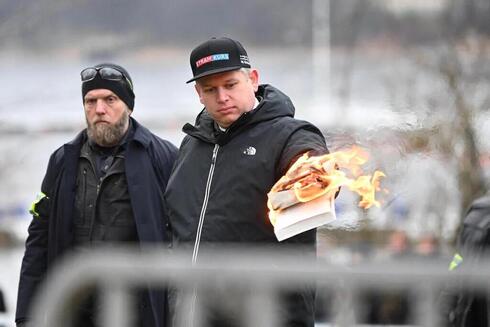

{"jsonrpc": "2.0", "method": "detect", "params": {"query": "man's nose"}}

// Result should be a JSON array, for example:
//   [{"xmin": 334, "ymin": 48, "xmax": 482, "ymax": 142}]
[
  {"xmin": 95, "ymin": 100, "xmax": 107, "ymax": 114},
  {"xmin": 216, "ymin": 88, "xmax": 229, "ymax": 103}
]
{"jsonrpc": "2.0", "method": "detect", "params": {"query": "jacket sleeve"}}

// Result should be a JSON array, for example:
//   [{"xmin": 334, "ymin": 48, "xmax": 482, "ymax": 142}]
[
  {"xmin": 277, "ymin": 124, "xmax": 328, "ymax": 177},
  {"xmin": 458, "ymin": 202, "xmax": 490, "ymax": 260},
  {"xmin": 15, "ymin": 152, "xmax": 58, "ymax": 323}
]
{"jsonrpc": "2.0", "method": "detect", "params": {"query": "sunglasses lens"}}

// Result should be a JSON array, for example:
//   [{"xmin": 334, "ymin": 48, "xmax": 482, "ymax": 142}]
[
  {"xmin": 80, "ymin": 68, "xmax": 98, "ymax": 81},
  {"xmin": 98, "ymin": 67, "xmax": 124, "ymax": 81}
]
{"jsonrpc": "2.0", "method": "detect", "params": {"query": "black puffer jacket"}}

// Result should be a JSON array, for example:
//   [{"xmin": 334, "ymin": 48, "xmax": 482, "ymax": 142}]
[{"xmin": 165, "ymin": 84, "xmax": 328, "ymax": 326}]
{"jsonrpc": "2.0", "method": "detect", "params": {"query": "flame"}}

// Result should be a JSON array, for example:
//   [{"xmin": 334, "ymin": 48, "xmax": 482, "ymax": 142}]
[{"xmin": 267, "ymin": 146, "xmax": 386, "ymax": 224}]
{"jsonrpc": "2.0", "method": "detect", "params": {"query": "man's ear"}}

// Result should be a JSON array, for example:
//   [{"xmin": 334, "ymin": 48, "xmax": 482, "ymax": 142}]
[
  {"xmin": 249, "ymin": 69, "xmax": 259, "ymax": 92},
  {"xmin": 195, "ymin": 83, "xmax": 205, "ymax": 105}
]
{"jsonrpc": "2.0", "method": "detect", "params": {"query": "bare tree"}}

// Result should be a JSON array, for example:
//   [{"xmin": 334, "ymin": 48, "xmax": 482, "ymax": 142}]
[
  {"xmin": 412, "ymin": 0, "xmax": 490, "ymax": 219},
  {"xmin": 326, "ymin": 0, "xmax": 490, "ymax": 240}
]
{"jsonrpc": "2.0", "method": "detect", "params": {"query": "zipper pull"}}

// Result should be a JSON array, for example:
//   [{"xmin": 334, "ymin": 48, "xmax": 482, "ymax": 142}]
[{"xmin": 211, "ymin": 145, "xmax": 219, "ymax": 164}]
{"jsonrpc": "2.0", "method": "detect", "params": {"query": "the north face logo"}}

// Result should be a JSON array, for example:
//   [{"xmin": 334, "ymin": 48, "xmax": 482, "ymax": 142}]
[{"xmin": 243, "ymin": 146, "xmax": 256, "ymax": 156}]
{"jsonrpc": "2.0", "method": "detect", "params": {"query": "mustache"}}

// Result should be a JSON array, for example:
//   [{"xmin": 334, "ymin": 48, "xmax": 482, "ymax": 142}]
[{"xmin": 92, "ymin": 119, "xmax": 109, "ymax": 124}]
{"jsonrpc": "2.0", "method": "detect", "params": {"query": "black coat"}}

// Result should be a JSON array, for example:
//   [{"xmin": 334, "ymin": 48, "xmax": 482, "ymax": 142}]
[
  {"xmin": 165, "ymin": 84, "xmax": 328, "ymax": 326},
  {"xmin": 16, "ymin": 118, "xmax": 178, "ymax": 327},
  {"xmin": 446, "ymin": 196, "xmax": 490, "ymax": 327}
]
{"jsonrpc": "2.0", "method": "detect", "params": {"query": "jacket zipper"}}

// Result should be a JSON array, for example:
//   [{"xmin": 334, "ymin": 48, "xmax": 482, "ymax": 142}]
[
  {"xmin": 192, "ymin": 144, "xmax": 219, "ymax": 264},
  {"xmin": 81, "ymin": 156, "xmax": 99, "ymax": 242},
  {"xmin": 86, "ymin": 156, "xmax": 104, "ymax": 242},
  {"xmin": 82, "ymin": 169, "xmax": 87, "ymax": 225}
]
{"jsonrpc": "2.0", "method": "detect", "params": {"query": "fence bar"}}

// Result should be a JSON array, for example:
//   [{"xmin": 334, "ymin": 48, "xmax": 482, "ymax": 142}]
[
  {"xmin": 100, "ymin": 283, "xmax": 132, "ymax": 327},
  {"xmin": 245, "ymin": 286, "xmax": 278, "ymax": 327},
  {"xmin": 28, "ymin": 246, "xmax": 490, "ymax": 327}
]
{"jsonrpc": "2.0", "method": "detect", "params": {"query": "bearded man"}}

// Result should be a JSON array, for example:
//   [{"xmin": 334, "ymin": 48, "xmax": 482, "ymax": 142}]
[{"xmin": 15, "ymin": 63, "xmax": 177, "ymax": 327}]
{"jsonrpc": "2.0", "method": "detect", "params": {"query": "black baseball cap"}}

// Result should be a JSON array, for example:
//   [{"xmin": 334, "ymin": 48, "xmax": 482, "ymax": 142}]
[{"xmin": 186, "ymin": 37, "xmax": 251, "ymax": 83}]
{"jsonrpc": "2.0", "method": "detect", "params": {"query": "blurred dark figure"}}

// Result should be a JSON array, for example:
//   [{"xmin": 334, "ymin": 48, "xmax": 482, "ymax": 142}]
[
  {"xmin": 0, "ymin": 288, "xmax": 6, "ymax": 313},
  {"xmin": 443, "ymin": 195, "xmax": 490, "ymax": 327},
  {"xmin": 358, "ymin": 230, "xmax": 414, "ymax": 325}
]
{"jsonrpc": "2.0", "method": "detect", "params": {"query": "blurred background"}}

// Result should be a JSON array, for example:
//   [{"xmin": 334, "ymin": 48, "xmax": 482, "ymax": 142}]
[{"xmin": 1, "ymin": 0, "xmax": 490, "ymax": 325}]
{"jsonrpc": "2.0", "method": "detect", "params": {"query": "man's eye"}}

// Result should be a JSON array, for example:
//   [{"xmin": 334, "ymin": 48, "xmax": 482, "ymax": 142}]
[
  {"xmin": 226, "ymin": 83, "xmax": 237, "ymax": 89},
  {"xmin": 203, "ymin": 88, "xmax": 214, "ymax": 93},
  {"xmin": 85, "ymin": 99, "xmax": 96, "ymax": 106},
  {"xmin": 107, "ymin": 96, "xmax": 116, "ymax": 103}
]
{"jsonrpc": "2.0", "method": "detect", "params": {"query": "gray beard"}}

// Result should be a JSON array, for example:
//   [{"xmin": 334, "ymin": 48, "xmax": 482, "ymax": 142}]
[{"xmin": 86, "ymin": 110, "xmax": 129, "ymax": 147}]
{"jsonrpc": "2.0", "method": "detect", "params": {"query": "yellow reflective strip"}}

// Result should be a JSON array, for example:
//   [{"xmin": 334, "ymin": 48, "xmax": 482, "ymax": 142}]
[
  {"xmin": 449, "ymin": 253, "xmax": 463, "ymax": 271},
  {"xmin": 28, "ymin": 192, "xmax": 47, "ymax": 217}
]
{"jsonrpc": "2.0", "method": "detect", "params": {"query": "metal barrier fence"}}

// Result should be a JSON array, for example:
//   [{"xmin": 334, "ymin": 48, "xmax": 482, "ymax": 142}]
[{"xmin": 28, "ymin": 246, "xmax": 490, "ymax": 327}]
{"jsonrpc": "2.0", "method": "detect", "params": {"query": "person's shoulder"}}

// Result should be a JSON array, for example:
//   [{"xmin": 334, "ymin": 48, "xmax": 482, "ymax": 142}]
[
  {"xmin": 278, "ymin": 116, "xmax": 324, "ymax": 137},
  {"xmin": 49, "ymin": 144, "xmax": 65, "ymax": 163},
  {"xmin": 49, "ymin": 130, "xmax": 85, "ymax": 163},
  {"xmin": 470, "ymin": 195, "xmax": 490, "ymax": 209},
  {"xmin": 149, "ymin": 133, "xmax": 178, "ymax": 153},
  {"xmin": 133, "ymin": 122, "xmax": 178, "ymax": 160},
  {"xmin": 145, "ymin": 133, "xmax": 178, "ymax": 171},
  {"xmin": 132, "ymin": 120, "xmax": 176, "ymax": 148},
  {"xmin": 143, "ymin": 127, "xmax": 178, "ymax": 151},
  {"xmin": 464, "ymin": 195, "xmax": 490, "ymax": 229}
]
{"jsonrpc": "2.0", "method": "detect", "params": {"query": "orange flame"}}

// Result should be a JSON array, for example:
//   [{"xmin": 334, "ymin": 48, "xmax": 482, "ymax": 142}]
[{"xmin": 268, "ymin": 146, "xmax": 386, "ymax": 217}]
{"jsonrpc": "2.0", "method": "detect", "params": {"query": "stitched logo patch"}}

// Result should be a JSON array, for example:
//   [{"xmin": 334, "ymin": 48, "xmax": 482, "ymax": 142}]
[{"xmin": 196, "ymin": 53, "xmax": 230, "ymax": 68}]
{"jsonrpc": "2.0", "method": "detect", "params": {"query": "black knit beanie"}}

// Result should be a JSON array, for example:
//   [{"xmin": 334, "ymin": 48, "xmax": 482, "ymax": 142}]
[{"xmin": 81, "ymin": 63, "xmax": 135, "ymax": 110}]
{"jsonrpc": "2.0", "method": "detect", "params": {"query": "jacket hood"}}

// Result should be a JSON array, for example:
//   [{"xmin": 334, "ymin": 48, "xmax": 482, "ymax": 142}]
[{"xmin": 183, "ymin": 84, "xmax": 296, "ymax": 145}]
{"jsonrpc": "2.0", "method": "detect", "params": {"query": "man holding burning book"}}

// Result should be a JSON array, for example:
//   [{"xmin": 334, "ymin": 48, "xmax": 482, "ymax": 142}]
[{"xmin": 164, "ymin": 37, "xmax": 330, "ymax": 326}]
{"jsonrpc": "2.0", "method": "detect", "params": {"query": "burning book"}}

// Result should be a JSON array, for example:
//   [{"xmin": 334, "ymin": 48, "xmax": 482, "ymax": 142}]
[
  {"xmin": 270, "ymin": 192, "xmax": 336, "ymax": 242},
  {"xmin": 267, "ymin": 146, "xmax": 385, "ymax": 241}
]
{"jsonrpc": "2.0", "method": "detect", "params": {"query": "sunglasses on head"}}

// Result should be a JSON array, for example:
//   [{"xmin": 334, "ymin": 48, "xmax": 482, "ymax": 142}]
[{"xmin": 80, "ymin": 66, "xmax": 133, "ymax": 91}]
